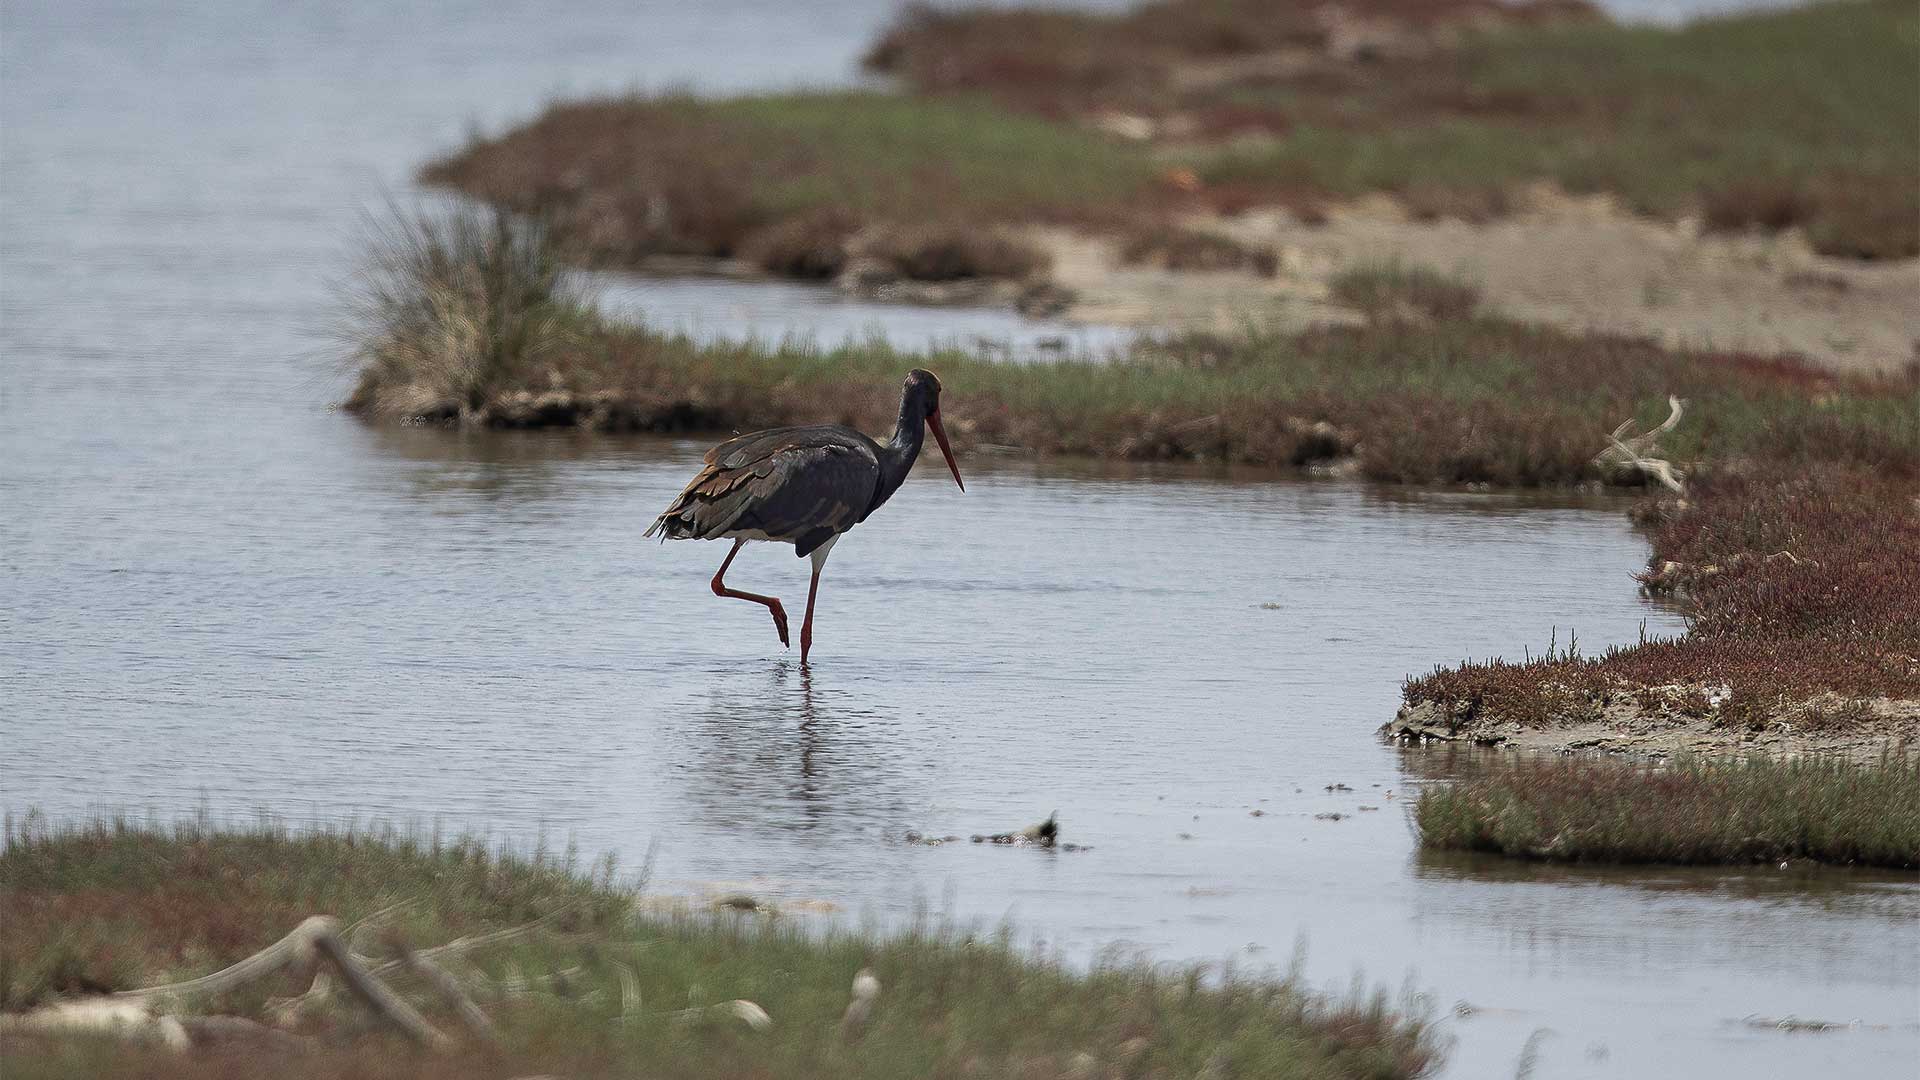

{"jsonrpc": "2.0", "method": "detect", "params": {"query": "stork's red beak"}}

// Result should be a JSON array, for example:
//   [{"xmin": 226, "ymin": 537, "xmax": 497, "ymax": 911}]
[{"xmin": 927, "ymin": 409, "xmax": 964, "ymax": 491}]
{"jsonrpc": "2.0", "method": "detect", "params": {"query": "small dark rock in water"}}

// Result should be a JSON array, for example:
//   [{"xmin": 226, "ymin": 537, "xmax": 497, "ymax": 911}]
[
  {"xmin": 1248, "ymin": 809, "xmax": 1266, "ymax": 817},
  {"xmin": 1315, "ymin": 812, "xmax": 1347, "ymax": 822},
  {"xmin": 716, "ymin": 894, "xmax": 762, "ymax": 911},
  {"xmin": 1324, "ymin": 783, "xmax": 1353, "ymax": 793},
  {"xmin": 1358, "ymin": 805, "xmax": 1380, "ymax": 812}
]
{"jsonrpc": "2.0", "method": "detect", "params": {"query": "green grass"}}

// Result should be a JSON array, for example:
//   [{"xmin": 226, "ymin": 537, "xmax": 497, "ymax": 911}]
[
  {"xmin": 426, "ymin": 3, "xmax": 1917, "ymax": 269},
  {"xmin": 1, "ymin": 818, "xmax": 1440, "ymax": 1079},
  {"xmin": 876, "ymin": 0, "xmax": 1920, "ymax": 257},
  {"xmin": 1415, "ymin": 754, "xmax": 1920, "ymax": 867},
  {"xmin": 422, "ymin": 91, "xmax": 1161, "ymax": 270}
]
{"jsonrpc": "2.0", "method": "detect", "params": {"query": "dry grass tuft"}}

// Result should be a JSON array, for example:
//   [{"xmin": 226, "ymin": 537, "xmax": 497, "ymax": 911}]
[
  {"xmin": 1120, "ymin": 226, "xmax": 1278, "ymax": 275},
  {"xmin": 735, "ymin": 209, "xmax": 860, "ymax": 279},
  {"xmin": 863, "ymin": 223, "xmax": 1050, "ymax": 281},
  {"xmin": 338, "ymin": 205, "xmax": 588, "ymax": 422},
  {"xmin": 1328, "ymin": 264, "xmax": 1480, "ymax": 320}
]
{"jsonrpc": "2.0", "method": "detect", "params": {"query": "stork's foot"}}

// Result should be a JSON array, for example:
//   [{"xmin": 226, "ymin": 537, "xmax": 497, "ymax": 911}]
[{"xmin": 770, "ymin": 602, "xmax": 790, "ymax": 648}]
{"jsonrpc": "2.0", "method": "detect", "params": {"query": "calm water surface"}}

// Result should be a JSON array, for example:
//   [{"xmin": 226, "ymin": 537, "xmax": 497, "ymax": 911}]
[{"xmin": 3, "ymin": 2, "xmax": 1915, "ymax": 1078}]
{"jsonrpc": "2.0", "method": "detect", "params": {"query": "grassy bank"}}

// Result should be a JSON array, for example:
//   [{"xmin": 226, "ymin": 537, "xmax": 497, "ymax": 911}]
[
  {"xmin": 1, "ymin": 819, "xmax": 1439, "ymax": 1079},
  {"xmin": 426, "ymin": 1, "xmax": 1918, "ymax": 273},
  {"xmin": 1397, "ymin": 466, "xmax": 1920, "ymax": 750},
  {"xmin": 345, "ymin": 208, "xmax": 1920, "ymax": 491},
  {"xmin": 1414, "ymin": 754, "xmax": 1920, "ymax": 867},
  {"xmin": 870, "ymin": 0, "xmax": 1920, "ymax": 259},
  {"xmin": 421, "ymin": 91, "xmax": 1161, "ymax": 277}
]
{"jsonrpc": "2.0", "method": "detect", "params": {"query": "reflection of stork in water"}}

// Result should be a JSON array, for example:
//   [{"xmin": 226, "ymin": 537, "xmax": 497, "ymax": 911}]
[{"xmin": 646, "ymin": 369, "xmax": 965, "ymax": 664}]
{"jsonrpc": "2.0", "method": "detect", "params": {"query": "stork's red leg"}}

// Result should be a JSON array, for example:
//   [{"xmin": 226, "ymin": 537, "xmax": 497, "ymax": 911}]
[
  {"xmin": 800, "ymin": 560, "xmax": 823, "ymax": 665},
  {"xmin": 710, "ymin": 539, "xmax": 788, "ymax": 647}
]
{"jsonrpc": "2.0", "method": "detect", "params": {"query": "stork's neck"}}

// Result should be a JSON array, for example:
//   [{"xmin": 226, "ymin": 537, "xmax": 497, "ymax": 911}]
[{"xmin": 869, "ymin": 397, "xmax": 927, "ymax": 515}]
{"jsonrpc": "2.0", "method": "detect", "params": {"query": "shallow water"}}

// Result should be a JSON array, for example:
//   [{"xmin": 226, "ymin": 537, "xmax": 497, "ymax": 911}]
[
  {"xmin": 588, "ymin": 271, "xmax": 1140, "ymax": 362},
  {"xmin": 4, "ymin": 1, "xmax": 1916, "ymax": 1078}
]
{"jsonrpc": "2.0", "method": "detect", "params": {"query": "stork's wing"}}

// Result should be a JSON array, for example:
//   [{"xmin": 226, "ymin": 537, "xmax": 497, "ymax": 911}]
[{"xmin": 645, "ymin": 426, "xmax": 881, "ymax": 555}]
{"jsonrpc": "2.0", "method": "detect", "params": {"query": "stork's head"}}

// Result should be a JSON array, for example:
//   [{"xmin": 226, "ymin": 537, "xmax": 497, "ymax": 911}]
[{"xmin": 905, "ymin": 369, "xmax": 963, "ymax": 491}]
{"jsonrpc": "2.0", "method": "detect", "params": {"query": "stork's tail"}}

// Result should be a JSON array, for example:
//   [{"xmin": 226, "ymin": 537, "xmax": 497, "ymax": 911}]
[{"xmin": 642, "ymin": 514, "xmax": 680, "ymax": 542}]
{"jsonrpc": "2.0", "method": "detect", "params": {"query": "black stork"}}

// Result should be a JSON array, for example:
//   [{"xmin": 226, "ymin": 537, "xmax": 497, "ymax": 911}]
[{"xmin": 645, "ymin": 369, "xmax": 965, "ymax": 663}]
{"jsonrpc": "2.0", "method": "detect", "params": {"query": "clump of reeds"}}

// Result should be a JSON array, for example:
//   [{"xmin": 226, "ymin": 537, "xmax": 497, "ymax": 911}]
[
  {"xmin": 341, "ymin": 204, "xmax": 584, "ymax": 422},
  {"xmin": 1415, "ymin": 754, "xmax": 1920, "ymax": 867}
]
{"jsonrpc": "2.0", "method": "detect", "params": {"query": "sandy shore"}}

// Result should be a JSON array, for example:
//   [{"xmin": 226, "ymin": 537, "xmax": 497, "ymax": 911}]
[
  {"xmin": 1386, "ymin": 694, "xmax": 1920, "ymax": 763},
  {"xmin": 1037, "ymin": 184, "xmax": 1920, "ymax": 376}
]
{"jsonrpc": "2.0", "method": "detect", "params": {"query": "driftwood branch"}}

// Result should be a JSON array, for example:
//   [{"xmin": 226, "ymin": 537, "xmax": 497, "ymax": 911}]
[
  {"xmin": 838, "ymin": 967, "xmax": 880, "ymax": 1041},
  {"xmin": 611, "ymin": 960, "xmax": 643, "ymax": 1022},
  {"xmin": 1595, "ymin": 395, "xmax": 1686, "ymax": 493},
  {"xmin": 400, "ymin": 943, "xmax": 497, "ymax": 1043},
  {"xmin": 14, "ymin": 915, "xmax": 468, "ymax": 1055},
  {"xmin": 310, "ymin": 931, "xmax": 453, "ymax": 1050},
  {"xmin": 274, "ymin": 903, "xmax": 577, "ymax": 1022},
  {"xmin": 116, "ymin": 915, "xmax": 338, "ymax": 1004}
]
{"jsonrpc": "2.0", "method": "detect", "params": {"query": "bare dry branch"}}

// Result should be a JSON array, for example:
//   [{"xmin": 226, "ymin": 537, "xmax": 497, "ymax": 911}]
[
  {"xmin": 118, "ymin": 915, "xmax": 338, "ymax": 1004},
  {"xmin": 399, "ymin": 943, "xmax": 496, "ymax": 1044},
  {"xmin": 272, "ymin": 904, "xmax": 576, "ymax": 1021},
  {"xmin": 1595, "ymin": 396, "xmax": 1686, "ymax": 493},
  {"xmin": 310, "ymin": 932, "xmax": 454, "ymax": 1050},
  {"xmin": 92, "ymin": 915, "xmax": 454, "ymax": 1051},
  {"xmin": 612, "ymin": 960, "xmax": 643, "ymax": 1021},
  {"xmin": 838, "ymin": 967, "xmax": 881, "ymax": 1041}
]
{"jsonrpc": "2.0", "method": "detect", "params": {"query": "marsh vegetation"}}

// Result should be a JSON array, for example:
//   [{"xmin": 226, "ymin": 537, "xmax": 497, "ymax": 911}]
[
  {"xmin": 426, "ymin": 0, "xmax": 1919, "ymax": 279},
  {"xmin": 1, "ymin": 818, "xmax": 1440, "ymax": 1079},
  {"xmin": 1415, "ymin": 754, "xmax": 1920, "ymax": 867}
]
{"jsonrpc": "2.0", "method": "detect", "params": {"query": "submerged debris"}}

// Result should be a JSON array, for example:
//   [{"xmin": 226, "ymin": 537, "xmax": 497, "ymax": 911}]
[
  {"xmin": 903, "ymin": 832, "xmax": 963, "ymax": 846},
  {"xmin": 974, "ymin": 811, "xmax": 1058, "ymax": 846},
  {"xmin": 1739, "ymin": 1014, "xmax": 1865, "ymax": 1033},
  {"xmin": 1315, "ymin": 812, "xmax": 1348, "ymax": 822}
]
